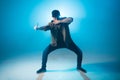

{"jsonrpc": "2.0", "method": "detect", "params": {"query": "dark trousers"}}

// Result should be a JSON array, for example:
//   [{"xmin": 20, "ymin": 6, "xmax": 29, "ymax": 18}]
[{"xmin": 41, "ymin": 42, "xmax": 82, "ymax": 69}]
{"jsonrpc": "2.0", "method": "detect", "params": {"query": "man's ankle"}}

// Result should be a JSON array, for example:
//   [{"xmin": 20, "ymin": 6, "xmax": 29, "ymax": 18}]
[{"xmin": 36, "ymin": 68, "xmax": 46, "ymax": 73}]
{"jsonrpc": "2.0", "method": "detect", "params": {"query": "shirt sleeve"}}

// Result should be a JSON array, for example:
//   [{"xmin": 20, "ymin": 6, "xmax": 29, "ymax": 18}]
[
  {"xmin": 38, "ymin": 25, "xmax": 50, "ymax": 31},
  {"xmin": 60, "ymin": 17, "xmax": 73, "ymax": 24},
  {"xmin": 38, "ymin": 21, "xmax": 56, "ymax": 31}
]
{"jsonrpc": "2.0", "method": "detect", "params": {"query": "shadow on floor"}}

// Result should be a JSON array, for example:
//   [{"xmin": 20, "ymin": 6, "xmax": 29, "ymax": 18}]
[
  {"xmin": 36, "ymin": 61, "xmax": 120, "ymax": 80},
  {"xmin": 36, "ymin": 68, "xmax": 90, "ymax": 80}
]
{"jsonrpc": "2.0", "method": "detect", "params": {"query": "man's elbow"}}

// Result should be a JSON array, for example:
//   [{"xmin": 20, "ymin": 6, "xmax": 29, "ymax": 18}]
[{"xmin": 68, "ymin": 17, "xmax": 73, "ymax": 24}]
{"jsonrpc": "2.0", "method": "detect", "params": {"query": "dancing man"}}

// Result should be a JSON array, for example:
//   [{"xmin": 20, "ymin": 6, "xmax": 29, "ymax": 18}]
[{"xmin": 34, "ymin": 10, "xmax": 86, "ymax": 73}]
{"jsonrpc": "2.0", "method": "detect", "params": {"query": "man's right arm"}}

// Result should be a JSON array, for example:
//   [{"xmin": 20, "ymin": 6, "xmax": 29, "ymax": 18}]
[
  {"xmin": 53, "ymin": 17, "xmax": 73, "ymax": 25},
  {"xmin": 60, "ymin": 17, "xmax": 73, "ymax": 24}
]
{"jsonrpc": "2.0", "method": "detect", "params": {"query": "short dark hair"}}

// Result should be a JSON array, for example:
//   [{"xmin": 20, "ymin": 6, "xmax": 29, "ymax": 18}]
[{"xmin": 52, "ymin": 10, "xmax": 60, "ymax": 18}]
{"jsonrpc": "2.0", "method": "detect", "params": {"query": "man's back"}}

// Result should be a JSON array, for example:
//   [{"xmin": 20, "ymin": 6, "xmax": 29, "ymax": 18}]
[{"xmin": 50, "ymin": 20, "xmax": 73, "ymax": 47}]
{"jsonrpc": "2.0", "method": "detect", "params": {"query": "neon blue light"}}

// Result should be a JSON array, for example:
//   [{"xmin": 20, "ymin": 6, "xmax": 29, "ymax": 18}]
[{"xmin": 30, "ymin": 0, "xmax": 86, "ymax": 32}]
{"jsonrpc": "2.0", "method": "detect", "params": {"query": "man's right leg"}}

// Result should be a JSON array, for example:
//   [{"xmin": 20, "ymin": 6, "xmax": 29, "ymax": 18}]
[
  {"xmin": 67, "ymin": 43, "xmax": 87, "ymax": 73},
  {"xmin": 37, "ymin": 44, "xmax": 57, "ymax": 73}
]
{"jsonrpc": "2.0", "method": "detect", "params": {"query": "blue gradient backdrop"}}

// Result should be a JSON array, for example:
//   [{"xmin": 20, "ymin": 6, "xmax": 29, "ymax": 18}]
[{"xmin": 0, "ymin": 0, "xmax": 120, "ymax": 63}]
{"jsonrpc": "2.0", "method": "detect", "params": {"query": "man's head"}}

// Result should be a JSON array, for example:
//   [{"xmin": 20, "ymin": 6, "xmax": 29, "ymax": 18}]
[{"xmin": 52, "ymin": 10, "xmax": 60, "ymax": 18}]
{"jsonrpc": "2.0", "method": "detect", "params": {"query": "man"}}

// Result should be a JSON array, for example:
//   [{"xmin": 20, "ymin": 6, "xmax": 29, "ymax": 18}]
[{"xmin": 34, "ymin": 10, "xmax": 87, "ymax": 73}]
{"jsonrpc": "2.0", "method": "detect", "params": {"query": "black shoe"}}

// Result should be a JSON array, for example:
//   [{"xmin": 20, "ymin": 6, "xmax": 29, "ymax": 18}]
[
  {"xmin": 36, "ymin": 68, "xmax": 46, "ymax": 74},
  {"xmin": 77, "ymin": 67, "xmax": 87, "ymax": 73}
]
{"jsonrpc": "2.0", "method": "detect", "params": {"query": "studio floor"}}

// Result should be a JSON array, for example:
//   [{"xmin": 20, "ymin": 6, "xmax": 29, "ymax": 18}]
[{"xmin": 0, "ymin": 49, "xmax": 120, "ymax": 80}]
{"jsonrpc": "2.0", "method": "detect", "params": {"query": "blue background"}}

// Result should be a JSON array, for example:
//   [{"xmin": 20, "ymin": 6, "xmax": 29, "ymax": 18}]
[{"xmin": 0, "ymin": 0, "xmax": 120, "ymax": 63}]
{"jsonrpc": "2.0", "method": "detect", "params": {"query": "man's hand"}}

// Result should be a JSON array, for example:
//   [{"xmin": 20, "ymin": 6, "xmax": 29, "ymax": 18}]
[
  {"xmin": 53, "ymin": 19, "xmax": 61, "ymax": 24},
  {"xmin": 34, "ymin": 25, "xmax": 38, "ymax": 30}
]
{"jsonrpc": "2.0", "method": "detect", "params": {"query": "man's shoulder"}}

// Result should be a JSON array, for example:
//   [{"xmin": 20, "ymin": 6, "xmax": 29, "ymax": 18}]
[{"xmin": 50, "ymin": 17, "xmax": 66, "ymax": 22}]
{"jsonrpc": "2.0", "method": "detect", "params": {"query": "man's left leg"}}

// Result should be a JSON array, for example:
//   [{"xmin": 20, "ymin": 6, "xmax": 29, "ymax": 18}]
[{"xmin": 36, "ymin": 44, "xmax": 57, "ymax": 73}]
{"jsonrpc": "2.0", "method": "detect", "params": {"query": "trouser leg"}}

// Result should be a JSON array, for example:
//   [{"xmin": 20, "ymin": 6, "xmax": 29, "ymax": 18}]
[
  {"xmin": 67, "ymin": 43, "xmax": 83, "ymax": 68},
  {"xmin": 41, "ymin": 44, "xmax": 57, "ymax": 68}
]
